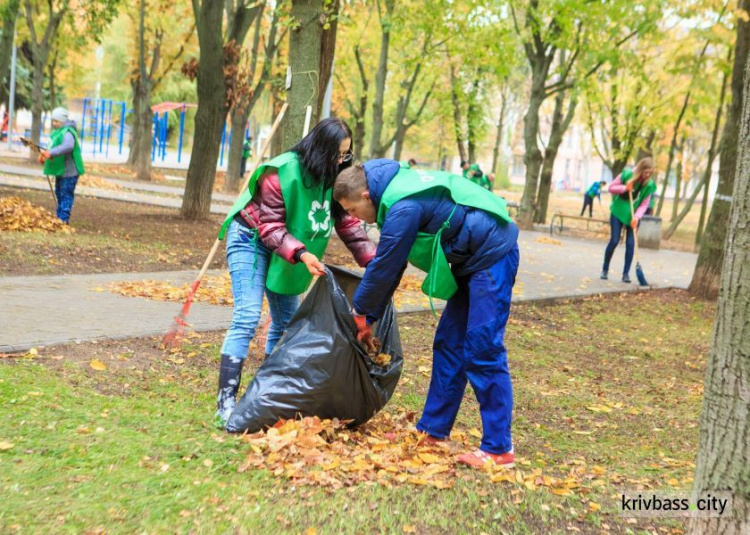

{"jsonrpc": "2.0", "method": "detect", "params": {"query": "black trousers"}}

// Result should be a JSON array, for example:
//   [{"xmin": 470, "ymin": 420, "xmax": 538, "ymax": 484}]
[{"xmin": 581, "ymin": 195, "xmax": 594, "ymax": 217}]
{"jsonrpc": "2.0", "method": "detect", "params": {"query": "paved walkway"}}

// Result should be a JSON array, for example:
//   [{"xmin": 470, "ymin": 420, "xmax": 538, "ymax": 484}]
[
  {"xmin": 0, "ymin": 232, "xmax": 698, "ymax": 352},
  {"xmin": 0, "ymin": 163, "xmax": 699, "ymax": 352},
  {"xmin": 0, "ymin": 173, "xmax": 234, "ymax": 215}
]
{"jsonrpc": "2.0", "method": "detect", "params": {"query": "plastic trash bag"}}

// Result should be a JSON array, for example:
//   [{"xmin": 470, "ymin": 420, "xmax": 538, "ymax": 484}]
[{"xmin": 226, "ymin": 265, "xmax": 403, "ymax": 434}]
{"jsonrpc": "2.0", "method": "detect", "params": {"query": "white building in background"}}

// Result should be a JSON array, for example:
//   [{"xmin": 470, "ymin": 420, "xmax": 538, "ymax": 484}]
[{"xmin": 509, "ymin": 122, "xmax": 611, "ymax": 193}]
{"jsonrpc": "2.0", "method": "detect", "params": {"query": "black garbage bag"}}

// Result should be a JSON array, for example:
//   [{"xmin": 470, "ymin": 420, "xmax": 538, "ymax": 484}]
[{"xmin": 226, "ymin": 265, "xmax": 403, "ymax": 434}]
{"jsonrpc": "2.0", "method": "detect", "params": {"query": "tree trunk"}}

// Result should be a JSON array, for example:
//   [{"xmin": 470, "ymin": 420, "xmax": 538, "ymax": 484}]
[
  {"xmin": 47, "ymin": 50, "xmax": 56, "ymax": 107},
  {"xmin": 518, "ymin": 86, "xmax": 545, "ymax": 229},
  {"xmin": 672, "ymin": 152, "xmax": 683, "ymax": 221},
  {"xmin": 664, "ymin": 56, "xmax": 729, "ymax": 241},
  {"xmin": 351, "ymin": 45, "xmax": 367, "ymax": 160},
  {"xmin": 449, "ymin": 62, "xmax": 467, "ymax": 163},
  {"xmin": 131, "ymin": 80, "xmax": 153, "ymax": 181},
  {"xmin": 29, "ymin": 59, "xmax": 44, "ymax": 160},
  {"xmin": 466, "ymin": 74, "xmax": 481, "ymax": 164},
  {"xmin": 690, "ymin": 1, "xmax": 750, "ymax": 300},
  {"xmin": 368, "ymin": 0, "xmax": 394, "ymax": 159},
  {"xmin": 281, "ymin": 0, "xmax": 325, "ymax": 152},
  {"xmin": 687, "ymin": 53, "xmax": 750, "ymax": 535},
  {"xmin": 224, "ymin": 101, "xmax": 248, "ymax": 193},
  {"xmin": 316, "ymin": 0, "xmax": 339, "ymax": 117},
  {"xmin": 491, "ymin": 90, "xmax": 508, "ymax": 177},
  {"xmin": 0, "ymin": 0, "xmax": 19, "ymax": 106},
  {"xmin": 535, "ymin": 89, "xmax": 578, "ymax": 224},
  {"xmin": 695, "ymin": 170, "xmax": 711, "ymax": 248},
  {"xmin": 656, "ymin": 91, "xmax": 690, "ymax": 216},
  {"xmin": 181, "ymin": 0, "xmax": 227, "ymax": 219}
]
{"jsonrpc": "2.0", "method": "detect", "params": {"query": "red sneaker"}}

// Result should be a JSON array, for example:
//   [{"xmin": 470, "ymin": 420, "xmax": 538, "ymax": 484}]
[
  {"xmin": 457, "ymin": 448, "xmax": 515, "ymax": 469},
  {"xmin": 416, "ymin": 431, "xmax": 448, "ymax": 446}
]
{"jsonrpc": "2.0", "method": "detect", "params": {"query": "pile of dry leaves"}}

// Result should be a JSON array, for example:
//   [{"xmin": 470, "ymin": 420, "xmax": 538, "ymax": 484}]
[
  {"xmin": 237, "ymin": 412, "xmax": 602, "ymax": 500},
  {"xmin": 0, "ymin": 196, "xmax": 72, "ymax": 233},
  {"xmin": 106, "ymin": 273, "xmax": 437, "ymax": 311},
  {"xmin": 106, "ymin": 274, "xmax": 233, "ymax": 305}
]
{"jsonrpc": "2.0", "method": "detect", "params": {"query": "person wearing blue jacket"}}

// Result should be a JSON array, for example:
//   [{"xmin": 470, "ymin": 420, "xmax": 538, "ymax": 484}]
[
  {"xmin": 333, "ymin": 159, "xmax": 520, "ymax": 469},
  {"xmin": 581, "ymin": 180, "xmax": 606, "ymax": 217}
]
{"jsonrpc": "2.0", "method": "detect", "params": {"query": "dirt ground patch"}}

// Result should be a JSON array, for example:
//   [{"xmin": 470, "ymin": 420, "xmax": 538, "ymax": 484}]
[{"xmin": 0, "ymin": 186, "xmax": 361, "ymax": 276}]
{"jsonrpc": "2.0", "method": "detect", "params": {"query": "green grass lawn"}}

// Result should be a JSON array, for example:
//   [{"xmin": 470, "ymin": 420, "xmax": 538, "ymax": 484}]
[{"xmin": 0, "ymin": 290, "xmax": 713, "ymax": 534}]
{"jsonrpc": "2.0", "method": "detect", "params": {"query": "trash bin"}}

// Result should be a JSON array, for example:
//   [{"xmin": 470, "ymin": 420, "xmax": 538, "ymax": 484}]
[{"xmin": 638, "ymin": 215, "xmax": 661, "ymax": 250}]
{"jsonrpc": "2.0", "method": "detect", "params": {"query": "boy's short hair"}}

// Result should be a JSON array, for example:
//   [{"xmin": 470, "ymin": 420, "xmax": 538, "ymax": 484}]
[{"xmin": 334, "ymin": 164, "xmax": 368, "ymax": 201}]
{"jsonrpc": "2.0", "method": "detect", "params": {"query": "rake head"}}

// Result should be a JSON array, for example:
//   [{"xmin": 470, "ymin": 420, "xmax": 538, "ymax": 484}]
[{"xmin": 161, "ymin": 280, "xmax": 201, "ymax": 348}]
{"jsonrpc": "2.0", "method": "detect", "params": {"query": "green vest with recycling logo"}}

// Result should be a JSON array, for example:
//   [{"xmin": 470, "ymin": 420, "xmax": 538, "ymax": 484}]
[
  {"xmin": 43, "ymin": 125, "xmax": 85, "ymax": 177},
  {"xmin": 377, "ymin": 168, "xmax": 512, "ymax": 301},
  {"xmin": 219, "ymin": 151, "xmax": 333, "ymax": 295}
]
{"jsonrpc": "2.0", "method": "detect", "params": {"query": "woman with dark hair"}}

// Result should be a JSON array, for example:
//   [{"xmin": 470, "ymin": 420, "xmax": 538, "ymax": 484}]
[{"xmin": 213, "ymin": 117, "xmax": 376, "ymax": 426}]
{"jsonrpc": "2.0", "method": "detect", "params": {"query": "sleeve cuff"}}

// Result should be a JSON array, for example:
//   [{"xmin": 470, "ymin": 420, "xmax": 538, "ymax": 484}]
[{"xmin": 293, "ymin": 248, "xmax": 308, "ymax": 263}]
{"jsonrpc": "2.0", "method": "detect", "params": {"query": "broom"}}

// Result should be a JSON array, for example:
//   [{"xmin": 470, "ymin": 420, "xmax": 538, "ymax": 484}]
[
  {"xmin": 161, "ymin": 103, "xmax": 289, "ymax": 348},
  {"xmin": 628, "ymin": 189, "xmax": 648, "ymax": 287}
]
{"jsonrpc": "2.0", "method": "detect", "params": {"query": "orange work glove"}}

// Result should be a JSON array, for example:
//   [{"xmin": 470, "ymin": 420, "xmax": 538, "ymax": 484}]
[
  {"xmin": 353, "ymin": 312, "xmax": 377, "ymax": 352},
  {"xmin": 625, "ymin": 180, "xmax": 635, "ymax": 192},
  {"xmin": 630, "ymin": 218, "xmax": 639, "ymax": 229}
]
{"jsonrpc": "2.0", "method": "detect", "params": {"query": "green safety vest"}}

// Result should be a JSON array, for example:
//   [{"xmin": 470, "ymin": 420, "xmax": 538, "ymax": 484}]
[
  {"xmin": 219, "ymin": 152, "xmax": 333, "ymax": 295},
  {"xmin": 463, "ymin": 163, "xmax": 490, "ymax": 190},
  {"xmin": 610, "ymin": 179, "xmax": 656, "ymax": 225},
  {"xmin": 399, "ymin": 161, "xmax": 411, "ymax": 169},
  {"xmin": 43, "ymin": 126, "xmax": 85, "ymax": 177},
  {"xmin": 377, "ymin": 168, "xmax": 512, "ymax": 302},
  {"xmin": 242, "ymin": 140, "xmax": 251, "ymax": 159}
]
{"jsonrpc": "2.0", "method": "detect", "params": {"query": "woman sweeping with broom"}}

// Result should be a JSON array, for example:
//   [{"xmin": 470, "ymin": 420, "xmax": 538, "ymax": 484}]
[
  {"xmin": 214, "ymin": 118, "xmax": 376, "ymax": 426},
  {"xmin": 600, "ymin": 157, "xmax": 656, "ymax": 283}
]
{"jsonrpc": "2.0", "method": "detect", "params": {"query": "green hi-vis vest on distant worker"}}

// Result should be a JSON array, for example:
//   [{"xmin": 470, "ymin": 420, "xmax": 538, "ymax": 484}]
[
  {"xmin": 43, "ymin": 125, "xmax": 85, "ymax": 177},
  {"xmin": 242, "ymin": 139, "xmax": 251, "ymax": 159},
  {"xmin": 610, "ymin": 179, "xmax": 657, "ymax": 226},
  {"xmin": 463, "ymin": 163, "xmax": 491, "ymax": 190},
  {"xmin": 219, "ymin": 152, "xmax": 333, "ymax": 296},
  {"xmin": 377, "ymin": 168, "xmax": 512, "ymax": 301}
]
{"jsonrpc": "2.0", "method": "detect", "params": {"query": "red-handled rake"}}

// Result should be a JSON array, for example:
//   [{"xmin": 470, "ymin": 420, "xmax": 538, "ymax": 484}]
[{"xmin": 161, "ymin": 103, "xmax": 289, "ymax": 348}]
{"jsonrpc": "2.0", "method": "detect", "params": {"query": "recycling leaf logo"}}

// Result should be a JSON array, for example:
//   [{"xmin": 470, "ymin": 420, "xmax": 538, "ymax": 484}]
[{"xmin": 308, "ymin": 200, "xmax": 331, "ymax": 234}]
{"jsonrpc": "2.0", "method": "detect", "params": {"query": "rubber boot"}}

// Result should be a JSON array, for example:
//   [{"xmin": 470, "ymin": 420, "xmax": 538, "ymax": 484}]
[{"xmin": 214, "ymin": 354, "xmax": 243, "ymax": 428}]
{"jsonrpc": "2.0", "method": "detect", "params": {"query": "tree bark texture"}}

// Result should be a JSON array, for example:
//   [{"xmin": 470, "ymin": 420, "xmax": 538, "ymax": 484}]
[
  {"xmin": 368, "ymin": 0, "xmax": 394, "ymax": 159},
  {"xmin": 23, "ymin": 0, "xmax": 65, "ymax": 161},
  {"xmin": 491, "ymin": 90, "xmax": 508, "ymax": 178},
  {"xmin": 535, "ymin": 88, "xmax": 578, "ymax": 224},
  {"xmin": 519, "ymin": 90, "xmax": 544, "ymax": 228},
  {"xmin": 656, "ymin": 91, "xmax": 690, "ymax": 216},
  {"xmin": 181, "ymin": 0, "xmax": 259, "ymax": 219},
  {"xmin": 281, "ymin": 0, "xmax": 325, "ymax": 152},
  {"xmin": 316, "ymin": 0, "xmax": 339, "ymax": 117},
  {"xmin": 0, "ymin": 0, "xmax": 19, "ymax": 106},
  {"xmin": 449, "ymin": 61, "xmax": 467, "ymax": 163},
  {"xmin": 687, "ymin": 52, "xmax": 750, "ymax": 535},
  {"xmin": 181, "ymin": 0, "xmax": 227, "ymax": 219},
  {"xmin": 466, "ymin": 74, "xmax": 481, "ymax": 164},
  {"xmin": 691, "ymin": 1, "xmax": 750, "ymax": 299},
  {"xmin": 663, "ymin": 56, "xmax": 729, "ymax": 241}
]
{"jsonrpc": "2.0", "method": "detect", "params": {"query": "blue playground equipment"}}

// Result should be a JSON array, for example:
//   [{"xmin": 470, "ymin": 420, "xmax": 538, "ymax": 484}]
[
  {"xmin": 150, "ymin": 102, "xmax": 196, "ymax": 163},
  {"xmin": 79, "ymin": 98, "xmax": 127, "ymax": 157}
]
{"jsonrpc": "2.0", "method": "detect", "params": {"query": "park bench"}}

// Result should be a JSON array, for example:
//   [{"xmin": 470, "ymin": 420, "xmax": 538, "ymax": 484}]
[{"xmin": 549, "ymin": 212, "xmax": 609, "ymax": 236}]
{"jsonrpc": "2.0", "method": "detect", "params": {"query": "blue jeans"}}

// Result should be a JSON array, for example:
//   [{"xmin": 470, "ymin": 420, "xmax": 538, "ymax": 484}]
[
  {"xmin": 220, "ymin": 220, "xmax": 300, "ymax": 360},
  {"xmin": 55, "ymin": 176, "xmax": 78, "ymax": 223},
  {"xmin": 417, "ymin": 244, "xmax": 519, "ymax": 454},
  {"xmin": 602, "ymin": 213, "xmax": 634, "ymax": 275}
]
